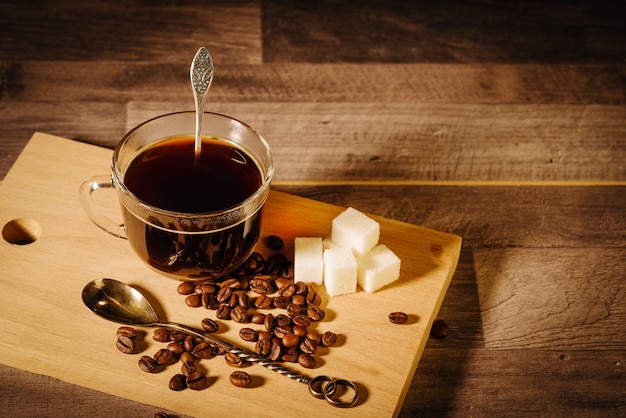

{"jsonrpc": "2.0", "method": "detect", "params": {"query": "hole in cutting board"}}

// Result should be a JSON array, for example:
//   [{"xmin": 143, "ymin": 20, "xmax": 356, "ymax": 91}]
[{"xmin": 2, "ymin": 218, "xmax": 42, "ymax": 245}]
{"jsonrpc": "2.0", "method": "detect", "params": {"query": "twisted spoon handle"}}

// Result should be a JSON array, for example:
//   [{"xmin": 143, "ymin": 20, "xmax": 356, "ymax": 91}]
[{"xmin": 157, "ymin": 321, "xmax": 311, "ymax": 385}]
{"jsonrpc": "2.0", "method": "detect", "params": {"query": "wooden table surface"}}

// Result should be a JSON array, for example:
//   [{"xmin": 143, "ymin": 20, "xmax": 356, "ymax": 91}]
[{"xmin": 1, "ymin": 1, "xmax": 624, "ymax": 417}]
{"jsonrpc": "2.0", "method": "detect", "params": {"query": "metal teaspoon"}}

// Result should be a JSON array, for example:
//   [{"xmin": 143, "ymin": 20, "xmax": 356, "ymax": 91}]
[{"xmin": 81, "ymin": 278, "xmax": 358, "ymax": 407}]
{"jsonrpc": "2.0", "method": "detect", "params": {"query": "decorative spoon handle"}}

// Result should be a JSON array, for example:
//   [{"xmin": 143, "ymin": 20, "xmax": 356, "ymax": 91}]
[{"xmin": 190, "ymin": 47, "xmax": 214, "ymax": 159}]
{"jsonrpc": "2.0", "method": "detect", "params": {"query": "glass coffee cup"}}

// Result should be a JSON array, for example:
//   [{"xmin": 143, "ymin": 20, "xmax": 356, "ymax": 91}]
[{"xmin": 80, "ymin": 111, "xmax": 273, "ymax": 281}]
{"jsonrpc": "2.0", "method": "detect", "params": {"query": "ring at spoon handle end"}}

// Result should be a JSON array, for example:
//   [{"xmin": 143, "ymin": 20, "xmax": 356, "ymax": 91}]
[{"xmin": 158, "ymin": 322, "xmax": 310, "ymax": 384}]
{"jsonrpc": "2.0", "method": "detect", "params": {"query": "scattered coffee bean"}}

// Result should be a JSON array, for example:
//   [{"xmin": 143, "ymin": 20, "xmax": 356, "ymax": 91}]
[
  {"xmin": 307, "ymin": 306, "xmax": 325, "ymax": 321},
  {"xmin": 216, "ymin": 304, "xmax": 232, "ymax": 320},
  {"xmin": 180, "ymin": 351, "xmax": 194, "ymax": 366},
  {"xmin": 273, "ymin": 295, "xmax": 291, "ymax": 309},
  {"xmin": 154, "ymin": 348, "xmax": 174, "ymax": 365},
  {"xmin": 153, "ymin": 328, "xmax": 171, "ymax": 342},
  {"xmin": 116, "ymin": 326, "xmax": 137, "ymax": 340},
  {"xmin": 389, "ymin": 311, "xmax": 409, "ymax": 324},
  {"xmin": 300, "ymin": 337, "xmax": 318, "ymax": 355},
  {"xmin": 138, "ymin": 355, "xmax": 158, "ymax": 372},
  {"xmin": 255, "ymin": 338, "xmax": 271, "ymax": 356},
  {"xmin": 298, "ymin": 353, "xmax": 316, "ymax": 369},
  {"xmin": 186, "ymin": 371, "xmax": 208, "ymax": 390},
  {"xmin": 169, "ymin": 373, "xmax": 187, "ymax": 391},
  {"xmin": 282, "ymin": 347, "xmax": 299, "ymax": 362},
  {"xmin": 230, "ymin": 305, "xmax": 248, "ymax": 323},
  {"xmin": 430, "ymin": 319, "xmax": 449, "ymax": 339},
  {"xmin": 321, "ymin": 331, "xmax": 337, "ymax": 347},
  {"xmin": 192, "ymin": 341, "xmax": 214, "ymax": 359},
  {"xmin": 115, "ymin": 335, "xmax": 135, "ymax": 354},
  {"xmin": 239, "ymin": 327, "xmax": 258, "ymax": 342},
  {"xmin": 167, "ymin": 341, "xmax": 185, "ymax": 355},
  {"xmin": 250, "ymin": 276, "xmax": 273, "ymax": 295},
  {"xmin": 250, "ymin": 312, "xmax": 266, "ymax": 324},
  {"xmin": 229, "ymin": 370, "xmax": 252, "ymax": 388},
  {"xmin": 264, "ymin": 234, "xmax": 284, "ymax": 250},
  {"xmin": 183, "ymin": 335, "xmax": 195, "ymax": 352},
  {"xmin": 201, "ymin": 317, "xmax": 219, "ymax": 333},
  {"xmin": 225, "ymin": 352, "xmax": 244, "ymax": 367},
  {"xmin": 169, "ymin": 331, "xmax": 187, "ymax": 342},
  {"xmin": 269, "ymin": 344, "xmax": 283, "ymax": 361},
  {"xmin": 184, "ymin": 293, "xmax": 202, "ymax": 308},
  {"xmin": 177, "ymin": 281, "xmax": 195, "ymax": 295},
  {"xmin": 282, "ymin": 333, "xmax": 300, "ymax": 348}
]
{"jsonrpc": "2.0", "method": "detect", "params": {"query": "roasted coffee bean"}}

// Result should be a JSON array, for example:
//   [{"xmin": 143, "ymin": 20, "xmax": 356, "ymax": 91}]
[
  {"xmin": 201, "ymin": 317, "xmax": 219, "ymax": 333},
  {"xmin": 181, "ymin": 363, "xmax": 196, "ymax": 377},
  {"xmin": 255, "ymin": 338, "xmax": 271, "ymax": 356},
  {"xmin": 219, "ymin": 277, "xmax": 241, "ymax": 289},
  {"xmin": 244, "ymin": 252, "xmax": 265, "ymax": 274},
  {"xmin": 291, "ymin": 294, "xmax": 306, "ymax": 307},
  {"xmin": 183, "ymin": 335, "xmax": 195, "ymax": 352},
  {"xmin": 264, "ymin": 253, "xmax": 288, "ymax": 276},
  {"xmin": 154, "ymin": 348, "xmax": 174, "ymax": 365},
  {"xmin": 177, "ymin": 281, "xmax": 195, "ymax": 295},
  {"xmin": 216, "ymin": 304, "xmax": 232, "ymax": 320},
  {"xmin": 138, "ymin": 355, "xmax": 157, "ymax": 372},
  {"xmin": 306, "ymin": 330, "xmax": 321, "ymax": 345},
  {"xmin": 254, "ymin": 294, "xmax": 273, "ymax": 309},
  {"xmin": 430, "ymin": 319, "xmax": 449, "ymax": 339},
  {"xmin": 250, "ymin": 312, "xmax": 266, "ymax": 324},
  {"xmin": 180, "ymin": 351, "xmax": 195, "ymax": 366},
  {"xmin": 237, "ymin": 291, "xmax": 250, "ymax": 308},
  {"xmin": 116, "ymin": 326, "xmax": 137, "ymax": 340},
  {"xmin": 300, "ymin": 337, "xmax": 318, "ymax": 355},
  {"xmin": 203, "ymin": 293, "xmax": 220, "ymax": 309},
  {"xmin": 216, "ymin": 286, "xmax": 233, "ymax": 304},
  {"xmin": 249, "ymin": 276, "xmax": 273, "ymax": 295},
  {"xmin": 286, "ymin": 303, "xmax": 303, "ymax": 317},
  {"xmin": 294, "ymin": 281, "xmax": 307, "ymax": 295},
  {"xmin": 321, "ymin": 331, "xmax": 337, "ymax": 347},
  {"xmin": 225, "ymin": 352, "xmax": 244, "ymax": 367},
  {"xmin": 264, "ymin": 234, "xmax": 284, "ymax": 250},
  {"xmin": 192, "ymin": 341, "xmax": 213, "ymax": 359},
  {"xmin": 229, "ymin": 370, "xmax": 252, "ymax": 388},
  {"xmin": 185, "ymin": 294, "xmax": 202, "ymax": 308},
  {"xmin": 271, "ymin": 337, "xmax": 282, "ymax": 347},
  {"xmin": 273, "ymin": 295, "xmax": 291, "ymax": 309},
  {"xmin": 194, "ymin": 283, "xmax": 216, "ymax": 294},
  {"xmin": 230, "ymin": 305, "xmax": 248, "ymax": 323},
  {"xmin": 116, "ymin": 335, "xmax": 135, "ymax": 354},
  {"xmin": 167, "ymin": 342, "xmax": 185, "ymax": 355},
  {"xmin": 282, "ymin": 333, "xmax": 300, "ymax": 348},
  {"xmin": 293, "ymin": 325, "xmax": 308, "ymax": 337},
  {"xmin": 298, "ymin": 353, "xmax": 316, "ymax": 369},
  {"xmin": 269, "ymin": 343, "xmax": 283, "ymax": 361},
  {"xmin": 275, "ymin": 314, "xmax": 292, "ymax": 326},
  {"xmin": 169, "ymin": 373, "xmax": 187, "ymax": 391},
  {"xmin": 292, "ymin": 314, "xmax": 311, "ymax": 327},
  {"xmin": 279, "ymin": 283, "xmax": 296, "ymax": 298},
  {"xmin": 389, "ymin": 311, "xmax": 409, "ymax": 324},
  {"xmin": 274, "ymin": 276, "xmax": 292, "ymax": 290},
  {"xmin": 264, "ymin": 313, "xmax": 275, "ymax": 332},
  {"xmin": 186, "ymin": 371, "xmax": 208, "ymax": 390},
  {"xmin": 169, "ymin": 331, "xmax": 187, "ymax": 342},
  {"xmin": 153, "ymin": 328, "xmax": 171, "ymax": 342},
  {"xmin": 213, "ymin": 346, "xmax": 227, "ymax": 356},
  {"xmin": 257, "ymin": 331, "xmax": 272, "ymax": 341},
  {"xmin": 239, "ymin": 327, "xmax": 258, "ymax": 342},
  {"xmin": 282, "ymin": 347, "xmax": 299, "ymax": 362},
  {"xmin": 307, "ymin": 306, "xmax": 325, "ymax": 321},
  {"xmin": 273, "ymin": 325, "xmax": 292, "ymax": 339},
  {"xmin": 306, "ymin": 289, "xmax": 321, "ymax": 306}
]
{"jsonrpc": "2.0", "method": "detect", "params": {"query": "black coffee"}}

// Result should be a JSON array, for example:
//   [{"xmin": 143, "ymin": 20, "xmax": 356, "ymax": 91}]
[{"xmin": 122, "ymin": 136, "xmax": 264, "ymax": 280}]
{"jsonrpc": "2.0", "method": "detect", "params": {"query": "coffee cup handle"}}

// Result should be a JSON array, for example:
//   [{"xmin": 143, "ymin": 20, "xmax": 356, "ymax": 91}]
[{"xmin": 79, "ymin": 175, "xmax": 127, "ymax": 239}]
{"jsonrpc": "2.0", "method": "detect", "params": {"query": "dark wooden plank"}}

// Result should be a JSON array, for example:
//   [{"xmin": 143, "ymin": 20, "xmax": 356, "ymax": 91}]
[
  {"xmin": 404, "ymin": 348, "xmax": 626, "ymax": 417},
  {"xmin": 263, "ymin": 0, "xmax": 626, "ymax": 64},
  {"xmin": 0, "ymin": 0, "xmax": 261, "ymax": 64},
  {"xmin": 275, "ymin": 185, "xmax": 626, "ymax": 249},
  {"xmin": 2, "ymin": 62, "xmax": 624, "ymax": 104},
  {"xmin": 125, "ymin": 102, "xmax": 626, "ymax": 183}
]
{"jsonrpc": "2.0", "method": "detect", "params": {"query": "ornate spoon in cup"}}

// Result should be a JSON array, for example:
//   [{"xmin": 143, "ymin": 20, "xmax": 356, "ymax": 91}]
[
  {"xmin": 81, "ymin": 278, "xmax": 358, "ymax": 408},
  {"xmin": 190, "ymin": 46, "xmax": 214, "ymax": 160}
]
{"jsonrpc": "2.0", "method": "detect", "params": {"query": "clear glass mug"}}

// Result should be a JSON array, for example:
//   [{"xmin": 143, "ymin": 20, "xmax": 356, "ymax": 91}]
[{"xmin": 80, "ymin": 111, "xmax": 273, "ymax": 281}]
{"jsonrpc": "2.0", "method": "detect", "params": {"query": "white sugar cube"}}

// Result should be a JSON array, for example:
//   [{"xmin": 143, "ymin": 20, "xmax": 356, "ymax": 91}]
[
  {"xmin": 323, "ymin": 247, "xmax": 357, "ymax": 297},
  {"xmin": 294, "ymin": 237, "xmax": 323, "ymax": 284},
  {"xmin": 357, "ymin": 244, "xmax": 401, "ymax": 293},
  {"xmin": 322, "ymin": 237, "xmax": 340, "ymax": 250},
  {"xmin": 331, "ymin": 207, "xmax": 380, "ymax": 255}
]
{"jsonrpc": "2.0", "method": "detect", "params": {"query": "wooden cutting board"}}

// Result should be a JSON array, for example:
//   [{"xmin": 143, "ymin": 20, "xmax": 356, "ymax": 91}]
[{"xmin": 0, "ymin": 133, "xmax": 461, "ymax": 417}]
